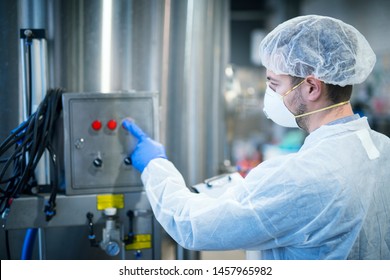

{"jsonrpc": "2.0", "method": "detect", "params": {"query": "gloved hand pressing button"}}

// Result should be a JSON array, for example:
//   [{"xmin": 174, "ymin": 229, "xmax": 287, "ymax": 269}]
[{"xmin": 122, "ymin": 118, "xmax": 167, "ymax": 173}]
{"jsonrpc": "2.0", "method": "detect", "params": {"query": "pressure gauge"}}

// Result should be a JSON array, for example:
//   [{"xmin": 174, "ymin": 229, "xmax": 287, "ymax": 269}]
[{"xmin": 105, "ymin": 241, "xmax": 120, "ymax": 256}]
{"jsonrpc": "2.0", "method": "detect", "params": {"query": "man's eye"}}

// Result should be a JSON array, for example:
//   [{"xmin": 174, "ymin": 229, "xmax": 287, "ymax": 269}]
[
  {"xmin": 266, "ymin": 81, "xmax": 275, "ymax": 86},
  {"xmin": 269, "ymin": 83, "xmax": 278, "ymax": 90}
]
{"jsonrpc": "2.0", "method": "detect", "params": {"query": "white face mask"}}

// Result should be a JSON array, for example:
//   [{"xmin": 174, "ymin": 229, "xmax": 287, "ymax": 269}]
[
  {"xmin": 263, "ymin": 85, "xmax": 299, "ymax": 128},
  {"xmin": 263, "ymin": 82, "xmax": 351, "ymax": 128}
]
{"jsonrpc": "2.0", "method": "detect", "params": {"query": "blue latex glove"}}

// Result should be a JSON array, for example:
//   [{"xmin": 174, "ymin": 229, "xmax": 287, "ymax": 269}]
[{"xmin": 122, "ymin": 118, "xmax": 167, "ymax": 173}]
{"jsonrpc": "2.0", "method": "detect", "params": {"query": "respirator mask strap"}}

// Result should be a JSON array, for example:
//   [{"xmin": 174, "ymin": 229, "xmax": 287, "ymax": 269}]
[{"xmin": 295, "ymin": 100, "xmax": 350, "ymax": 119}]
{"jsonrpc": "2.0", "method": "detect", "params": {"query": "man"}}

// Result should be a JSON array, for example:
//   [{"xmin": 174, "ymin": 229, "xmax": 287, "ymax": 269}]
[{"xmin": 122, "ymin": 15, "xmax": 390, "ymax": 259}]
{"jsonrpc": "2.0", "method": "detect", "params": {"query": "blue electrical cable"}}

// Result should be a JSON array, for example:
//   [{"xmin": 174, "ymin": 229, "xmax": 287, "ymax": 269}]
[{"xmin": 21, "ymin": 228, "xmax": 37, "ymax": 260}]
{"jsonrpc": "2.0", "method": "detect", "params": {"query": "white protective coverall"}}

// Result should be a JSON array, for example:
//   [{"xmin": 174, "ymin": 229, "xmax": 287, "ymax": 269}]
[{"xmin": 141, "ymin": 116, "xmax": 390, "ymax": 259}]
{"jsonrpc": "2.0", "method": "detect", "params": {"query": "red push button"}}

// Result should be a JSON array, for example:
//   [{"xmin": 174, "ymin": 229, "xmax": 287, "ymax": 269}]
[
  {"xmin": 107, "ymin": 119, "xmax": 117, "ymax": 130},
  {"xmin": 91, "ymin": 120, "xmax": 102, "ymax": 131}
]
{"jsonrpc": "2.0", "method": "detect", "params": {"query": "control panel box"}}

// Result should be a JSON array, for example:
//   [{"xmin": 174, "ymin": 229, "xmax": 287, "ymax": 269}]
[{"xmin": 62, "ymin": 92, "xmax": 158, "ymax": 195}]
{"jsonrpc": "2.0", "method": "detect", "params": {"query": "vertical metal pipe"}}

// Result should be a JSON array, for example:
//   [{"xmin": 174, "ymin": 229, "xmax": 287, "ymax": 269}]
[
  {"xmin": 169, "ymin": 0, "xmax": 229, "ymax": 259},
  {"xmin": 19, "ymin": 30, "xmax": 32, "ymax": 121},
  {"xmin": 207, "ymin": 0, "xmax": 230, "ymax": 177},
  {"xmin": 18, "ymin": 0, "xmax": 47, "ymax": 29},
  {"xmin": 18, "ymin": 0, "xmax": 48, "ymax": 123},
  {"xmin": 183, "ymin": 0, "xmax": 196, "ymax": 184},
  {"xmin": 166, "ymin": 0, "xmax": 229, "ymax": 184},
  {"xmin": 37, "ymin": 228, "xmax": 46, "ymax": 260},
  {"xmin": 18, "ymin": 0, "xmax": 50, "ymax": 260},
  {"xmin": 160, "ymin": 0, "xmax": 172, "ymax": 145}
]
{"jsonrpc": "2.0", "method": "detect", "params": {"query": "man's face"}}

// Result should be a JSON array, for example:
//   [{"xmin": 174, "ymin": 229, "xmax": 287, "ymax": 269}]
[
  {"xmin": 265, "ymin": 70, "xmax": 309, "ymax": 130},
  {"xmin": 266, "ymin": 70, "xmax": 305, "ymax": 113}
]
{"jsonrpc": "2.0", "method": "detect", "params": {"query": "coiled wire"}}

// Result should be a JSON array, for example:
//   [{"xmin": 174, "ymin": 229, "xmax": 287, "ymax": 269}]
[{"xmin": 0, "ymin": 88, "xmax": 64, "ymax": 220}]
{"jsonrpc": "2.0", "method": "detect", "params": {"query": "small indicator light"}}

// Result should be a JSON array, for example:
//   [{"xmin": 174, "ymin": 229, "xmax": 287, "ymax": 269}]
[
  {"xmin": 91, "ymin": 120, "xmax": 102, "ymax": 131},
  {"xmin": 107, "ymin": 119, "xmax": 117, "ymax": 130}
]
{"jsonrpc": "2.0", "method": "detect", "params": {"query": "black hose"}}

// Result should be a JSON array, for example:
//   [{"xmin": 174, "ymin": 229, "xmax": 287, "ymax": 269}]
[{"xmin": 0, "ymin": 88, "xmax": 64, "ymax": 219}]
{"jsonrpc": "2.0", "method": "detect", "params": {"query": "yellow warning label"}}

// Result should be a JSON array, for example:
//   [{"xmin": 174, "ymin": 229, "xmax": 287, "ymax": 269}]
[
  {"xmin": 125, "ymin": 234, "xmax": 152, "ymax": 250},
  {"xmin": 96, "ymin": 194, "xmax": 124, "ymax": 210}
]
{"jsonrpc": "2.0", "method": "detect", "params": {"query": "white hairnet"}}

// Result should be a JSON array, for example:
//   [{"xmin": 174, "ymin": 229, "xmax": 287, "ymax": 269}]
[{"xmin": 259, "ymin": 15, "xmax": 376, "ymax": 86}]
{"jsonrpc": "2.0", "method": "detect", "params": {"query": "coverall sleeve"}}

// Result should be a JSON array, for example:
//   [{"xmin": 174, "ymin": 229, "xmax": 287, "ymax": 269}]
[{"xmin": 141, "ymin": 158, "xmax": 278, "ymax": 251}]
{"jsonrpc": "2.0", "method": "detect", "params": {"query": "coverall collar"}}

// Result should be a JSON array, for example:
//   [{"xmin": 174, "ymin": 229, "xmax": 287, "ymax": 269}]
[{"xmin": 301, "ymin": 116, "xmax": 370, "ymax": 150}]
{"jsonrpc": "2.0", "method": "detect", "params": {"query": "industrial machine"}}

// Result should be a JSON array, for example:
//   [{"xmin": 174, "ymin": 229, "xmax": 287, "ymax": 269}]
[
  {"xmin": 0, "ymin": 10, "xmax": 165, "ymax": 258},
  {"xmin": 1, "ymin": 90, "xmax": 162, "ymax": 260},
  {"xmin": 0, "ymin": 0, "xmax": 230, "ymax": 260}
]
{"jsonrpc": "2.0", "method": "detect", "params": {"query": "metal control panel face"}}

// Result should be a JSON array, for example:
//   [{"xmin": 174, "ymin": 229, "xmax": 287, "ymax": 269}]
[{"xmin": 62, "ymin": 92, "xmax": 158, "ymax": 195}]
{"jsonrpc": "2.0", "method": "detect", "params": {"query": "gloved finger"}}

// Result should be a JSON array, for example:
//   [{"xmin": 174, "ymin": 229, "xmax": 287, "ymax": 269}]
[{"xmin": 122, "ymin": 118, "xmax": 147, "ymax": 141}]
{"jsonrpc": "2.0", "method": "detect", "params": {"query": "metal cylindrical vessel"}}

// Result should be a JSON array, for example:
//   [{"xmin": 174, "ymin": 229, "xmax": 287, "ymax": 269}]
[
  {"xmin": 50, "ymin": 0, "xmax": 165, "ymax": 93},
  {"xmin": 163, "ymin": 0, "xmax": 230, "ymax": 184}
]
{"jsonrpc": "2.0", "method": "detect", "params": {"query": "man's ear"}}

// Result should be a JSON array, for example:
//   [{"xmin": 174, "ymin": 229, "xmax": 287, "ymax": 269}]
[{"xmin": 305, "ymin": 75, "xmax": 322, "ymax": 101}]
